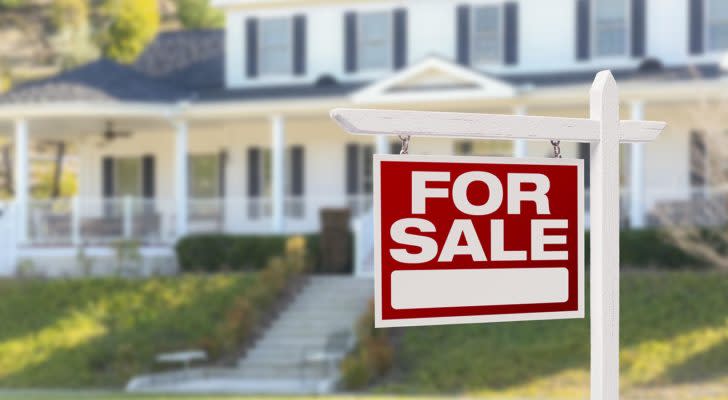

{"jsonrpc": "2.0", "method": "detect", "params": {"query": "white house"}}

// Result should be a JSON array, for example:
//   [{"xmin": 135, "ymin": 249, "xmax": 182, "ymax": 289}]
[{"xmin": 0, "ymin": 0, "xmax": 726, "ymax": 276}]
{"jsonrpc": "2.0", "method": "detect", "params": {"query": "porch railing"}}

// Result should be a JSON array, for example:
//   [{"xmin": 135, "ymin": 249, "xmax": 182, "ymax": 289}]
[{"xmin": 24, "ymin": 194, "xmax": 374, "ymax": 246}]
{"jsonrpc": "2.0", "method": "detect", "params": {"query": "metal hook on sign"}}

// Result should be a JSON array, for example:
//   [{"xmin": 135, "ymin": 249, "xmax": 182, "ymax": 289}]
[
  {"xmin": 550, "ymin": 139, "xmax": 562, "ymax": 158},
  {"xmin": 399, "ymin": 135, "xmax": 410, "ymax": 155}
]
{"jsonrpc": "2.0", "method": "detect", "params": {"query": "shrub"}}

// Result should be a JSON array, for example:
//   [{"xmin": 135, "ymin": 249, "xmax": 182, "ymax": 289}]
[
  {"xmin": 586, "ymin": 227, "xmax": 714, "ymax": 268},
  {"xmin": 175, "ymin": 233, "xmax": 351, "ymax": 273},
  {"xmin": 340, "ymin": 301, "xmax": 395, "ymax": 390}
]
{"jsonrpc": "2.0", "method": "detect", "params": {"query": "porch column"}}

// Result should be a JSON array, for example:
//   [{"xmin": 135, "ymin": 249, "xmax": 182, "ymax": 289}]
[
  {"xmin": 375, "ymin": 135, "xmax": 389, "ymax": 154},
  {"xmin": 629, "ymin": 100, "xmax": 646, "ymax": 228},
  {"xmin": 271, "ymin": 115, "xmax": 285, "ymax": 233},
  {"xmin": 14, "ymin": 119, "xmax": 28, "ymax": 244},
  {"xmin": 513, "ymin": 105, "xmax": 528, "ymax": 157},
  {"xmin": 174, "ymin": 120, "xmax": 188, "ymax": 237}
]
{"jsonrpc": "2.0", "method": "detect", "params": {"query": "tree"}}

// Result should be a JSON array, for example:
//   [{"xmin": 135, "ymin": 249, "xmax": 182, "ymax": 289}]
[
  {"xmin": 176, "ymin": 0, "xmax": 223, "ymax": 29},
  {"xmin": 96, "ymin": 0, "xmax": 160, "ymax": 63},
  {"xmin": 51, "ymin": 0, "xmax": 99, "ymax": 68}
]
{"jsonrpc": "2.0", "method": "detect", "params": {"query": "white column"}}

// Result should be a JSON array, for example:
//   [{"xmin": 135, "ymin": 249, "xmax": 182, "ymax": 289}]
[
  {"xmin": 513, "ymin": 105, "xmax": 528, "ymax": 157},
  {"xmin": 590, "ymin": 71, "xmax": 621, "ymax": 400},
  {"xmin": 71, "ymin": 196, "xmax": 81, "ymax": 245},
  {"xmin": 14, "ymin": 119, "xmax": 28, "ymax": 244},
  {"xmin": 271, "ymin": 115, "xmax": 285, "ymax": 233},
  {"xmin": 629, "ymin": 100, "xmax": 646, "ymax": 228},
  {"xmin": 375, "ymin": 135, "xmax": 389, "ymax": 154},
  {"xmin": 174, "ymin": 120, "xmax": 188, "ymax": 237}
]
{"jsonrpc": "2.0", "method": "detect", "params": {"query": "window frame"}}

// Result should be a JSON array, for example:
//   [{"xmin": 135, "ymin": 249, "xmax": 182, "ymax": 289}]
[
  {"xmin": 257, "ymin": 16, "xmax": 295, "ymax": 77},
  {"xmin": 112, "ymin": 157, "xmax": 142, "ymax": 198},
  {"xmin": 356, "ymin": 10, "xmax": 394, "ymax": 72},
  {"xmin": 187, "ymin": 153, "xmax": 221, "ymax": 199},
  {"xmin": 591, "ymin": 0, "xmax": 631, "ymax": 58},
  {"xmin": 705, "ymin": 0, "xmax": 728, "ymax": 52},
  {"xmin": 470, "ymin": 4, "xmax": 504, "ymax": 65}
]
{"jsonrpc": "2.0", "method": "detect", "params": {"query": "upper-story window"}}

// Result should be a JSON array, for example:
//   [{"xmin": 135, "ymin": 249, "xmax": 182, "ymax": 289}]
[
  {"xmin": 707, "ymin": 0, "xmax": 728, "ymax": 51},
  {"xmin": 593, "ymin": 0, "xmax": 628, "ymax": 57},
  {"xmin": 471, "ymin": 5, "xmax": 501, "ymax": 64},
  {"xmin": 258, "ymin": 17, "xmax": 293, "ymax": 76},
  {"xmin": 357, "ymin": 11, "xmax": 392, "ymax": 71}
]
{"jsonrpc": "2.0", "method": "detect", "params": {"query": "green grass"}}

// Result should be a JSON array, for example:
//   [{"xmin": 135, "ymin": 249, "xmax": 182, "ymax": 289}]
[
  {"xmin": 0, "ymin": 273, "xmax": 273, "ymax": 388},
  {"xmin": 383, "ymin": 270, "xmax": 728, "ymax": 398}
]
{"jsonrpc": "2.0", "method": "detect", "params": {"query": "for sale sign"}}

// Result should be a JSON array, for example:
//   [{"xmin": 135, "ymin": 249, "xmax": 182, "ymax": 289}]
[{"xmin": 374, "ymin": 154, "xmax": 584, "ymax": 327}]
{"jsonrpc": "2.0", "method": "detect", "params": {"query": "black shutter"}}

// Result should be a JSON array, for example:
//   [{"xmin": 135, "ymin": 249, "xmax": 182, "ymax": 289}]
[
  {"xmin": 346, "ymin": 144, "xmax": 359, "ymax": 195},
  {"xmin": 456, "ymin": 5, "xmax": 471, "ymax": 65},
  {"xmin": 142, "ymin": 155, "xmax": 155, "ymax": 198},
  {"xmin": 102, "ymin": 157, "xmax": 114, "ymax": 197},
  {"xmin": 578, "ymin": 143, "xmax": 590, "ymax": 188},
  {"xmin": 344, "ymin": 12, "xmax": 357, "ymax": 73},
  {"xmin": 247, "ymin": 147, "xmax": 261, "ymax": 197},
  {"xmin": 689, "ymin": 0, "xmax": 704, "ymax": 54},
  {"xmin": 290, "ymin": 146, "xmax": 304, "ymax": 196},
  {"xmin": 293, "ymin": 15, "xmax": 306, "ymax": 75},
  {"xmin": 576, "ymin": 0, "xmax": 590, "ymax": 60},
  {"xmin": 504, "ymin": 2, "xmax": 519, "ymax": 65},
  {"xmin": 246, "ymin": 18, "xmax": 258, "ymax": 78},
  {"xmin": 393, "ymin": 8, "xmax": 408, "ymax": 69},
  {"xmin": 631, "ymin": 0, "xmax": 646, "ymax": 57},
  {"xmin": 219, "ymin": 150, "xmax": 227, "ymax": 197}
]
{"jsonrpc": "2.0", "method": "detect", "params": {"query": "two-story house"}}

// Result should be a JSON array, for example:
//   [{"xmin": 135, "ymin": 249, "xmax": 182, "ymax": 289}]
[{"xmin": 0, "ymin": 0, "xmax": 726, "ymax": 276}]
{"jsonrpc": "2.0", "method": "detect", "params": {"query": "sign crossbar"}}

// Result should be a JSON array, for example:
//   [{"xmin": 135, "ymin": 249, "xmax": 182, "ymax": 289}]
[
  {"xmin": 331, "ymin": 70, "xmax": 665, "ymax": 400},
  {"xmin": 331, "ymin": 108, "xmax": 665, "ymax": 143}
]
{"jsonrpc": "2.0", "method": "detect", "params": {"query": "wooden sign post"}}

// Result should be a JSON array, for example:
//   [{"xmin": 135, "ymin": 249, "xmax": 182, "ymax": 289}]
[{"xmin": 331, "ymin": 70, "xmax": 665, "ymax": 399}]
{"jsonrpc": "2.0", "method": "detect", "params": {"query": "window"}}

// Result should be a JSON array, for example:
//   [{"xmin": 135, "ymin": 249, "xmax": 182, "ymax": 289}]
[
  {"xmin": 114, "ymin": 157, "xmax": 142, "ymax": 197},
  {"xmin": 358, "ymin": 11, "xmax": 391, "ymax": 70},
  {"xmin": 708, "ymin": 0, "xmax": 728, "ymax": 51},
  {"xmin": 472, "ymin": 5, "xmax": 501, "ymax": 63},
  {"xmin": 594, "ymin": 0, "xmax": 628, "ymax": 56},
  {"xmin": 455, "ymin": 140, "xmax": 512, "ymax": 156},
  {"xmin": 259, "ymin": 17, "xmax": 292, "ymax": 76},
  {"xmin": 188, "ymin": 154, "xmax": 220, "ymax": 198}
]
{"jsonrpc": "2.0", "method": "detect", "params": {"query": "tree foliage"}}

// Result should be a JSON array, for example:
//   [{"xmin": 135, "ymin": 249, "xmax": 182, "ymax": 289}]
[
  {"xmin": 176, "ymin": 0, "xmax": 224, "ymax": 29},
  {"xmin": 96, "ymin": 0, "xmax": 160, "ymax": 63}
]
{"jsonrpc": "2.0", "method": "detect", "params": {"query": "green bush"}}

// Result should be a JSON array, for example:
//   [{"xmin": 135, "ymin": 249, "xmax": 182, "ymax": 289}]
[
  {"xmin": 586, "ymin": 227, "xmax": 716, "ymax": 268},
  {"xmin": 175, "ymin": 233, "xmax": 351, "ymax": 273}
]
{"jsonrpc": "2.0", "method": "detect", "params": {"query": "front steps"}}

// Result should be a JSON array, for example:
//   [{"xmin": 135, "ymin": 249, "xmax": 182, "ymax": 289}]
[{"xmin": 127, "ymin": 275, "xmax": 372, "ymax": 394}]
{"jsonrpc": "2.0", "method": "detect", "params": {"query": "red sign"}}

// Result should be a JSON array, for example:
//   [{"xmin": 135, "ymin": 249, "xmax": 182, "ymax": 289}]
[{"xmin": 374, "ymin": 155, "xmax": 584, "ymax": 327}]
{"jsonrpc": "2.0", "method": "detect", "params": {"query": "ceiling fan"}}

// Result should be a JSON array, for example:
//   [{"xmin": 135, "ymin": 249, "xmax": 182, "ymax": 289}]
[{"xmin": 97, "ymin": 121, "xmax": 132, "ymax": 147}]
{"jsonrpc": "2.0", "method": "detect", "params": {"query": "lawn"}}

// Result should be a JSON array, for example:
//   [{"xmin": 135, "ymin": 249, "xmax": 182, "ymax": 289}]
[
  {"xmin": 383, "ymin": 270, "xmax": 728, "ymax": 398},
  {"xmin": 0, "ymin": 246, "xmax": 304, "ymax": 389}
]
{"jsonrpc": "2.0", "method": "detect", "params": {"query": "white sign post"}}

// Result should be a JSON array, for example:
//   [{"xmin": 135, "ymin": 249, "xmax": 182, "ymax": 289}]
[{"xmin": 331, "ymin": 71, "xmax": 666, "ymax": 399}]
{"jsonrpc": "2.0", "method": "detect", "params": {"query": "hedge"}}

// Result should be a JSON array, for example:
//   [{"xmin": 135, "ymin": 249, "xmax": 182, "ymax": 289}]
[{"xmin": 175, "ymin": 233, "xmax": 351, "ymax": 273}]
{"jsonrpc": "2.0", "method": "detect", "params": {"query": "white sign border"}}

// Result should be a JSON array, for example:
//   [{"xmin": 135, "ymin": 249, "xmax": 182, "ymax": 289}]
[{"xmin": 373, "ymin": 153, "xmax": 585, "ymax": 328}]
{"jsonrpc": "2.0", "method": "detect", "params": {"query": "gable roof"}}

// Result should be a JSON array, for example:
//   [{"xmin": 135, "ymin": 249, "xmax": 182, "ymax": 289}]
[
  {"xmin": 0, "ymin": 59, "xmax": 191, "ymax": 104},
  {"xmin": 352, "ymin": 57, "xmax": 516, "ymax": 103},
  {"xmin": 133, "ymin": 29, "xmax": 224, "ymax": 92}
]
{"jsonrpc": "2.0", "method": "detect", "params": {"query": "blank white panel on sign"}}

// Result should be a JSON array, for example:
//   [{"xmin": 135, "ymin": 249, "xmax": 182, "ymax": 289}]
[{"xmin": 391, "ymin": 268, "xmax": 569, "ymax": 310}]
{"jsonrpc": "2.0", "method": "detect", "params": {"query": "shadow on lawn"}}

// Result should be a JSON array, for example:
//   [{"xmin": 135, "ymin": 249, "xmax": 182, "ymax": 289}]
[
  {"xmin": 660, "ymin": 337, "xmax": 728, "ymax": 384},
  {"xmin": 389, "ymin": 271, "xmax": 728, "ymax": 393}
]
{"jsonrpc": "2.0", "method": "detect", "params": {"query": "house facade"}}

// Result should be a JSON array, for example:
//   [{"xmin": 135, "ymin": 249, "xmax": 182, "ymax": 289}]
[{"xmin": 0, "ymin": 0, "xmax": 726, "ymax": 276}]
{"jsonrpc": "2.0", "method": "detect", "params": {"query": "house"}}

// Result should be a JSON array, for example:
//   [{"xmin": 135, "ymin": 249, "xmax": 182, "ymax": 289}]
[{"xmin": 0, "ymin": 0, "xmax": 726, "ymax": 277}]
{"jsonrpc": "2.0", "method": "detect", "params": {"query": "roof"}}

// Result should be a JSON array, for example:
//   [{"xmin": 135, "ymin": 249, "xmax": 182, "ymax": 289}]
[
  {"xmin": 501, "ymin": 63, "xmax": 724, "ymax": 87},
  {"xmin": 133, "ymin": 29, "xmax": 224, "ymax": 92},
  {"xmin": 0, "ymin": 59, "xmax": 191, "ymax": 104}
]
